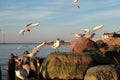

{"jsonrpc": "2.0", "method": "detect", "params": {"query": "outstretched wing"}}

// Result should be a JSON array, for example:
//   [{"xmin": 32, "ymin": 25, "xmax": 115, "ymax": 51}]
[
  {"xmin": 92, "ymin": 25, "xmax": 104, "ymax": 33},
  {"xmin": 72, "ymin": 33, "xmax": 83, "ymax": 38},
  {"xmin": 19, "ymin": 23, "xmax": 39, "ymax": 35},
  {"xmin": 72, "ymin": 0, "xmax": 80, "ymax": 8},
  {"xmin": 28, "ymin": 42, "xmax": 46, "ymax": 57},
  {"xmin": 26, "ymin": 23, "xmax": 39, "ymax": 29}
]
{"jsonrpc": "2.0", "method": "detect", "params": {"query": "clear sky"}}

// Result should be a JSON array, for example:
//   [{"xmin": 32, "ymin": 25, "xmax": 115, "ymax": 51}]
[{"xmin": 0, "ymin": 0, "xmax": 120, "ymax": 43}]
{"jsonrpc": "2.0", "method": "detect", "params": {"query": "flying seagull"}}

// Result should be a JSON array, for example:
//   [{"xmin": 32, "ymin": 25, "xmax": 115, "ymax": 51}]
[
  {"xmin": 72, "ymin": 0, "xmax": 80, "ymax": 8},
  {"xmin": 84, "ymin": 25, "xmax": 104, "ymax": 39},
  {"xmin": 72, "ymin": 33, "xmax": 84, "ymax": 38},
  {"xmin": 27, "ymin": 41, "xmax": 46, "ymax": 58},
  {"xmin": 51, "ymin": 38, "xmax": 61, "ymax": 52},
  {"xmin": 19, "ymin": 23, "xmax": 39, "ymax": 35}
]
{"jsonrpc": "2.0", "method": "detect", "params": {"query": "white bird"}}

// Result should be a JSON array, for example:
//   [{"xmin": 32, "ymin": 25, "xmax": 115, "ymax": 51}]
[
  {"xmin": 15, "ymin": 64, "xmax": 30, "ymax": 80},
  {"xmin": 15, "ymin": 70, "xmax": 25, "ymax": 80},
  {"xmin": 19, "ymin": 23, "xmax": 39, "ymax": 35},
  {"xmin": 15, "ymin": 58, "xmax": 30, "ymax": 80},
  {"xmin": 84, "ymin": 25, "xmax": 104, "ymax": 39},
  {"xmin": 27, "ymin": 41, "xmax": 46, "ymax": 58},
  {"xmin": 51, "ymin": 38, "xmax": 61, "ymax": 52},
  {"xmin": 72, "ymin": 33, "xmax": 84, "ymax": 38},
  {"xmin": 17, "ymin": 45, "xmax": 23, "ymax": 50},
  {"xmin": 72, "ymin": 0, "xmax": 80, "ymax": 8}
]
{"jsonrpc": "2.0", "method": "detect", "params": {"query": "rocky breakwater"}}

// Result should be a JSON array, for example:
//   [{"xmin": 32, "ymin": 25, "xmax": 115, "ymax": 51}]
[{"xmin": 39, "ymin": 38, "xmax": 120, "ymax": 80}]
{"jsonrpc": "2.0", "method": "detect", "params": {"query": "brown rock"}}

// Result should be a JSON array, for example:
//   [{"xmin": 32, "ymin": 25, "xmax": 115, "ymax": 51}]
[
  {"xmin": 70, "ymin": 38, "xmax": 98, "ymax": 53},
  {"xmin": 103, "ymin": 38, "xmax": 120, "ymax": 46}
]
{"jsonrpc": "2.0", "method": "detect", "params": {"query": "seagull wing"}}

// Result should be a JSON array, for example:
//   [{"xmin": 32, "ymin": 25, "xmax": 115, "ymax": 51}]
[
  {"xmin": 25, "ymin": 23, "xmax": 39, "ymax": 29},
  {"xmin": 19, "ymin": 23, "xmax": 39, "ymax": 35},
  {"xmin": 92, "ymin": 25, "xmax": 104, "ymax": 33},
  {"xmin": 19, "ymin": 29, "xmax": 25, "ymax": 35},
  {"xmin": 28, "ymin": 42, "xmax": 45, "ymax": 57},
  {"xmin": 72, "ymin": 33, "xmax": 83, "ymax": 38},
  {"xmin": 72, "ymin": 0, "xmax": 80, "ymax": 8},
  {"xmin": 15, "ymin": 70, "xmax": 24, "ymax": 80}
]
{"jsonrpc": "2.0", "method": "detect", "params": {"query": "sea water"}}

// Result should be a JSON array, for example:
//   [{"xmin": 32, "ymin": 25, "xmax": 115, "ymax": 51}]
[{"xmin": 0, "ymin": 43, "xmax": 70, "ymax": 80}]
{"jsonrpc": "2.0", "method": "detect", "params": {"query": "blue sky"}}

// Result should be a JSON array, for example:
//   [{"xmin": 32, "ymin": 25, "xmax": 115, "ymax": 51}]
[{"xmin": 0, "ymin": 0, "xmax": 120, "ymax": 43}]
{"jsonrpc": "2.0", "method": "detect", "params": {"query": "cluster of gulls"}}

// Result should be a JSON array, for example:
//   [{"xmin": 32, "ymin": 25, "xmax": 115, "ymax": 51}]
[
  {"xmin": 15, "ymin": 22, "xmax": 61, "ymax": 79},
  {"xmin": 14, "ymin": 0, "xmax": 81, "ymax": 78},
  {"xmin": 72, "ymin": 25, "xmax": 104, "ymax": 39},
  {"xmin": 6, "ymin": 1, "xmax": 104, "ymax": 80}
]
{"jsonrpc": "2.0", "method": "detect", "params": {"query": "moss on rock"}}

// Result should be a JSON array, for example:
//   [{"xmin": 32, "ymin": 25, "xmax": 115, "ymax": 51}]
[
  {"xmin": 40, "ymin": 52, "xmax": 94, "ymax": 79},
  {"xmin": 84, "ymin": 65, "xmax": 120, "ymax": 80}
]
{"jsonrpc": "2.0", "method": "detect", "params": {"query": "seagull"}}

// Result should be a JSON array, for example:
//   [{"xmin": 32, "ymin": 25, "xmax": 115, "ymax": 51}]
[
  {"xmin": 72, "ymin": 0, "xmax": 80, "ymax": 8},
  {"xmin": 27, "ymin": 41, "xmax": 46, "ymax": 58},
  {"xmin": 51, "ymin": 38, "xmax": 61, "ymax": 52},
  {"xmin": 15, "ymin": 64, "xmax": 30, "ymax": 80},
  {"xmin": 84, "ymin": 25, "xmax": 104, "ymax": 39},
  {"xmin": 15, "ymin": 57, "xmax": 30, "ymax": 80},
  {"xmin": 19, "ymin": 23, "xmax": 39, "ymax": 35},
  {"xmin": 72, "ymin": 33, "xmax": 84, "ymax": 38},
  {"xmin": 17, "ymin": 45, "xmax": 24, "ymax": 50}
]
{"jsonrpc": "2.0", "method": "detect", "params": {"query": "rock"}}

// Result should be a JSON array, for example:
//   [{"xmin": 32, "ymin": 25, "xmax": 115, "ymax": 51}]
[
  {"xmin": 30, "ymin": 57, "xmax": 45, "ymax": 78},
  {"xmin": 70, "ymin": 38, "xmax": 98, "ymax": 53},
  {"xmin": 95, "ymin": 40, "xmax": 108, "ymax": 48},
  {"xmin": 103, "ymin": 46, "xmax": 120, "ymax": 65},
  {"xmin": 89, "ymin": 53, "xmax": 116, "ymax": 65},
  {"xmin": 40, "ymin": 52, "xmax": 94, "ymax": 79},
  {"xmin": 84, "ymin": 65, "xmax": 120, "ymax": 80},
  {"xmin": 103, "ymin": 38, "xmax": 120, "ymax": 46}
]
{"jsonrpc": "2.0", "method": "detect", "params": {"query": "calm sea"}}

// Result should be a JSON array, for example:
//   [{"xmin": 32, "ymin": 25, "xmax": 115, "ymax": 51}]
[{"xmin": 0, "ymin": 43, "xmax": 70, "ymax": 80}]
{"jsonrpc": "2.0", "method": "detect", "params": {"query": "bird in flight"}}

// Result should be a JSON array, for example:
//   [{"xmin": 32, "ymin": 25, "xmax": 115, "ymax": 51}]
[
  {"xmin": 84, "ymin": 25, "xmax": 104, "ymax": 39},
  {"xmin": 51, "ymin": 38, "xmax": 61, "ymax": 52},
  {"xmin": 72, "ymin": 0, "xmax": 80, "ymax": 8},
  {"xmin": 27, "ymin": 41, "xmax": 46, "ymax": 58},
  {"xmin": 19, "ymin": 23, "xmax": 39, "ymax": 35}
]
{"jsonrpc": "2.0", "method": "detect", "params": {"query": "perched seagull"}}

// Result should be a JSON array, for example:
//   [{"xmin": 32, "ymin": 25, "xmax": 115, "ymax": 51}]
[
  {"xmin": 15, "ymin": 64, "xmax": 30, "ymax": 80},
  {"xmin": 72, "ymin": 33, "xmax": 84, "ymax": 38},
  {"xmin": 84, "ymin": 25, "xmax": 104, "ymax": 39},
  {"xmin": 27, "ymin": 41, "xmax": 46, "ymax": 58},
  {"xmin": 72, "ymin": 0, "xmax": 80, "ymax": 8},
  {"xmin": 15, "ymin": 57, "xmax": 30, "ymax": 80},
  {"xmin": 19, "ymin": 23, "xmax": 39, "ymax": 35},
  {"xmin": 51, "ymin": 38, "xmax": 61, "ymax": 52}
]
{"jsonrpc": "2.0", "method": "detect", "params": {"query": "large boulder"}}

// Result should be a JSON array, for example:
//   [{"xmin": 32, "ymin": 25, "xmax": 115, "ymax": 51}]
[
  {"xmin": 70, "ymin": 38, "xmax": 98, "ymax": 53},
  {"xmin": 84, "ymin": 65, "xmax": 120, "ymax": 80},
  {"xmin": 40, "ymin": 52, "xmax": 94, "ymax": 79}
]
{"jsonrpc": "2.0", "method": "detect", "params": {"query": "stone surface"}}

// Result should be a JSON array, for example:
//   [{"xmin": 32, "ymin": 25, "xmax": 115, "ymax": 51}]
[
  {"xmin": 70, "ymin": 38, "xmax": 98, "ymax": 53},
  {"xmin": 40, "ymin": 52, "xmax": 94, "ymax": 79},
  {"xmin": 84, "ymin": 65, "xmax": 120, "ymax": 80}
]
